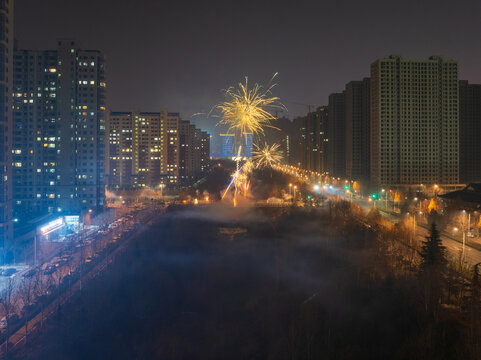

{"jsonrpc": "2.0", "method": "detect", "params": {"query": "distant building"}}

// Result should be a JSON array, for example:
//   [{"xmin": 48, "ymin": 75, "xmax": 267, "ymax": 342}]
[
  {"xmin": 440, "ymin": 183, "xmax": 481, "ymax": 211},
  {"xmin": 345, "ymin": 78, "xmax": 370, "ymax": 183},
  {"xmin": 258, "ymin": 117, "xmax": 296, "ymax": 165},
  {"xmin": 199, "ymin": 131, "xmax": 210, "ymax": 173},
  {"xmin": 370, "ymin": 55, "xmax": 459, "ymax": 188},
  {"xmin": 296, "ymin": 107, "xmax": 328, "ymax": 173},
  {"xmin": 220, "ymin": 134, "xmax": 234, "ymax": 157},
  {"xmin": 179, "ymin": 121, "xmax": 194, "ymax": 184},
  {"xmin": 12, "ymin": 39, "xmax": 106, "ymax": 222},
  {"xmin": 179, "ymin": 121, "xmax": 209, "ymax": 184},
  {"xmin": 327, "ymin": 92, "xmax": 346, "ymax": 178},
  {"xmin": 459, "ymin": 81, "xmax": 481, "ymax": 184},
  {"xmin": 166, "ymin": 112, "xmax": 181, "ymax": 184},
  {"xmin": 0, "ymin": 0, "xmax": 13, "ymax": 247},
  {"xmin": 243, "ymin": 133, "xmax": 253, "ymax": 157},
  {"xmin": 106, "ymin": 110, "xmax": 208, "ymax": 188}
]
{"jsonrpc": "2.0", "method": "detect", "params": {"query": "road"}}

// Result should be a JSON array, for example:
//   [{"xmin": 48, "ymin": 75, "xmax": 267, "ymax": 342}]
[{"xmin": 277, "ymin": 165, "xmax": 481, "ymax": 267}]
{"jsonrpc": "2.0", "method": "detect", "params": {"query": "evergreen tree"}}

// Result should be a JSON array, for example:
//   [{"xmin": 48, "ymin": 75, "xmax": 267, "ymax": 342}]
[
  {"xmin": 465, "ymin": 263, "xmax": 481, "ymax": 357},
  {"xmin": 419, "ymin": 222, "xmax": 447, "ymax": 318}
]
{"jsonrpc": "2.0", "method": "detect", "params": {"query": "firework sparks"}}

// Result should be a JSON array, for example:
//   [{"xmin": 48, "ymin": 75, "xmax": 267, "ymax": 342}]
[
  {"xmin": 215, "ymin": 75, "xmax": 283, "ymax": 138},
  {"xmin": 216, "ymin": 75, "xmax": 284, "ymax": 206},
  {"xmin": 252, "ymin": 142, "xmax": 283, "ymax": 168}
]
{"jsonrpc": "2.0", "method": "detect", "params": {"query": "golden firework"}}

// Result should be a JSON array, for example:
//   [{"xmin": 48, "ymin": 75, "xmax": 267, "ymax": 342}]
[
  {"xmin": 216, "ymin": 75, "xmax": 283, "ymax": 138},
  {"xmin": 252, "ymin": 142, "xmax": 283, "ymax": 168}
]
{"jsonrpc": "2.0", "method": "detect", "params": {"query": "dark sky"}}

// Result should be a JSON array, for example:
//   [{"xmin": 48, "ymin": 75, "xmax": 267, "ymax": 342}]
[{"xmin": 15, "ymin": 0, "xmax": 481, "ymax": 134}]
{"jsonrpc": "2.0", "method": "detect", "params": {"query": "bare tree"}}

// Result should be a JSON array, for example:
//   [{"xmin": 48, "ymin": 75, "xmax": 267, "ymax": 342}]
[
  {"xmin": 51, "ymin": 270, "xmax": 63, "ymax": 313},
  {"xmin": 33, "ymin": 272, "xmax": 49, "ymax": 329},
  {"xmin": 18, "ymin": 276, "xmax": 36, "ymax": 346},
  {"xmin": 0, "ymin": 277, "xmax": 18, "ymax": 357}
]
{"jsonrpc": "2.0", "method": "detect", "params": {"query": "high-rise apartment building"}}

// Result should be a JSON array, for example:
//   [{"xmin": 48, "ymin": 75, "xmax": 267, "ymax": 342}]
[
  {"xmin": 260, "ymin": 117, "xmax": 296, "ymax": 166},
  {"xmin": 13, "ymin": 49, "xmax": 59, "ymax": 220},
  {"xmin": 296, "ymin": 107, "xmax": 328, "ymax": 173},
  {"xmin": 12, "ymin": 39, "xmax": 106, "ymax": 221},
  {"xmin": 243, "ymin": 133, "xmax": 253, "ymax": 157},
  {"xmin": 220, "ymin": 134, "xmax": 234, "ymax": 157},
  {"xmin": 106, "ymin": 110, "xmax": 208, "ymax": 188},
  {"xmin": 179, "ymin": 120, "xmax": 194, "ymax": 184},
  {"xmin": 199, "ymin": 130, "xmax": 210, "ymax": 173},
  {"xmin": 179, "ymin": 125, "xmax": 210, "ymax": 183},
  {"xmin": 0, "ymin": 0, "xmax": 13, "ymax": 247},
  {"xmin": 104, "ymin": 111, "xmax": 134, "ymax": 188},
  {"xmin": 106, "ymin": 109, "xmax": 169, "ymax": 188},
  {"xmin": 166, "ymin": 112, "xmax": 180, "ymax": 183},
  {"xmin": 370, "ymin": 55, "xmax": 459, "ymax": 187},
  {"xmin": 459, "ymin": 80, "xmax": 481, "ymax": 184},
  {"xmin": 327, "ymin": 93, "xmax": 346, "ymax": 177},
  {"xmin": 345, "ymin": 78, "xmax": 370, "ymax": 183}
]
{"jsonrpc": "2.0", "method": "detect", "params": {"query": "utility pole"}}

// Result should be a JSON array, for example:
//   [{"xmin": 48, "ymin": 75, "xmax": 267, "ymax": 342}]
[{"xmin": 413, "ymin": 213, "xmax": 416, "ymax": 246}]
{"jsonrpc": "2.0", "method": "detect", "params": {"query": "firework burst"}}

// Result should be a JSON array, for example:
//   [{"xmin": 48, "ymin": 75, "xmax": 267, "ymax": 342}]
[
  {"xmin": 216, "ymin": 75, "xmax": 285, "ymax": 206},
  {"xmin": 252, "ymin": 142, "xmax": 283, "ymax": 168},
  {"xmin": 215, "ymin": 75, "xmax": 283, "ymax": 138}
]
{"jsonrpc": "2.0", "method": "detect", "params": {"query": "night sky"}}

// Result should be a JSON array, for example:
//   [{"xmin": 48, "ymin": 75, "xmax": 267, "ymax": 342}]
[{"xmin": 15, "ymin": 0, "xmax": 481, "ymax": 135}]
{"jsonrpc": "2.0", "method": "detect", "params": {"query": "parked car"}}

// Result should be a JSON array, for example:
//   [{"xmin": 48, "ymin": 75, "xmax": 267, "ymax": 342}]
[
  {"xmin": 467, "ymin": 229, "xmax": 477, "ymax": 238},
  {"xmin": 1, "ymin": 268, "xmax": 16, "ymax": 277},
  {"xmin": 22, "ymin": 269, "xmax": 36, "ymax": 278},
  {"xmin": 43, "ymin": 264, "xmax": 56, "ymax": 275}
]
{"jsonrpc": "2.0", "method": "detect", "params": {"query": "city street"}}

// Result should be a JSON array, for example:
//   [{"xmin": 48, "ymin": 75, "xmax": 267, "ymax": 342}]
[
  {"xmin": 277, "ymin": 165, "xmax": 481, "ymax": 267},
  {"xmin": 0, "ymin": 203, "xmax": 161, "ymax": 356}
]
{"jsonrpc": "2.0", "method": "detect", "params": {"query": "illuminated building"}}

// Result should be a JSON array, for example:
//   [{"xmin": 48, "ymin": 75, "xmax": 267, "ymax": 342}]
[
  {"xmin": 179, "ymin": 121, "xmax": 194, "ymax": 183},
  {"xmin": 459, "ymin": 80, "xmax": 481, "ymax": 184},
  {"xmin": 345, "ymin": 78, "xmax": 370, "ymax": 183},
  {"xmin": 104, "ymin": 111, "xmax": 134, "ymax": 188},
  {"xmin": 12, "ymin": 39, "xmax": 106, "ymax": 221},
  {"xmin": 199, "ymin": 131, "xmax": 210, "ymax": 173},
  {"xmin": 106, "ymin": 110, "xmax": 169, "ymax": 188},
  {"xmin": 166, "ymin": 112, "xmax": 180, "ymax": 184},
  {"xmin": 242, "ymin": 133, "xmax": 253, "ymax": 157},
  {"xmin": 0, "ymin": 0, "xmax": 13, "ymax": 247},
  {"xmin": 179, "ymin": 121, "xmax": 210, "ymax": 184},
  {"xmin": 371, "ymin": 55, "xmax": 459, "ymax": 187},
  {"xmin": 327, "ymin": 92, "xmax": 346, "ymax": 178},
  {"xmin": 13, "ymin": 49, "xmax": 60, "ymax": 220},
  {"xmin": 220, "ymin": 134, "xmax": 234, "ymax": 157},
  {"xmin": 258, "ymin": 117, "xmax": 296, "ymax": 166},
  {"xmin": 106, "ymin": 110, "xmax": 209, "ymax": 188},
  {"xmin": 296, "ymin": 107, "xmax": 328, "ymax": 173}
]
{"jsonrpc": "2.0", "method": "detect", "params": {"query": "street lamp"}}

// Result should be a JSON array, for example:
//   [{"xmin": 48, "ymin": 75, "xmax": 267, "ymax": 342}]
[{"xmin": 461, "ymin": 210, "xmax": 470, "ymax": 262}]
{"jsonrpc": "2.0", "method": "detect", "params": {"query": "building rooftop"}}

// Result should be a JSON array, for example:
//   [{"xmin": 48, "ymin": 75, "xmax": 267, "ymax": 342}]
[{"xmin": 440, "ymin": 183, "xmax": 481, "ymax": 207}]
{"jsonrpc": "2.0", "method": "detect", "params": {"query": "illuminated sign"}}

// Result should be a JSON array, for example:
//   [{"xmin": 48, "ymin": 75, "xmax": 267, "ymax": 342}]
[
  {"xmin": 64, "ymin": 215, "xmax": 80, "ymax": 225},
  {"xmin": 39, "ymin": 217, "xmax": 65, "ymax": 235}
]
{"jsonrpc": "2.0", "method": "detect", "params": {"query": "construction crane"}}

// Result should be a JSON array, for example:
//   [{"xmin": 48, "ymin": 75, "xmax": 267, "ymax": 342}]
[{"xmin": 289, "ymin": 101, "xmax": 319, "ymax": 114}]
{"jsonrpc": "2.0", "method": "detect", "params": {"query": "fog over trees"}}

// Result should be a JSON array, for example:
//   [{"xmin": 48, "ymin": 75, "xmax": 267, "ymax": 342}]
[{"xmin": 10, "ymin": 200, "xmax": 481, "ymax": 359}]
